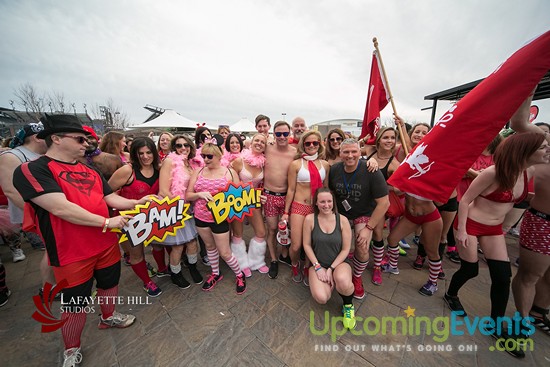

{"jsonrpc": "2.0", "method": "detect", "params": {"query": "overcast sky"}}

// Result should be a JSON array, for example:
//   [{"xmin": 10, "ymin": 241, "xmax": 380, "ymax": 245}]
[{"xmin": 1, "ymin": 0, "xmax": 549, "ymax": 128}]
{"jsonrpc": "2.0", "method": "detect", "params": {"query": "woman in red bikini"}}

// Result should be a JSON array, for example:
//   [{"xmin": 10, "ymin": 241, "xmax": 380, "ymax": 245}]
[
  {"xmin": 282, "ymin": 130, "xmax": 330, "ymax": 285},
  {"xmin": 445, "ymin": 132, "xmax": 548, "ymax": 356}
]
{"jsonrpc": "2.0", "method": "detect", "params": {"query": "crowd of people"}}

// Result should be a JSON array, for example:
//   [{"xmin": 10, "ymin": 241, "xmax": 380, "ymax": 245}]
[{"xmin": 0, "ymin": 104, "xmax": 549, "ymax": 365}]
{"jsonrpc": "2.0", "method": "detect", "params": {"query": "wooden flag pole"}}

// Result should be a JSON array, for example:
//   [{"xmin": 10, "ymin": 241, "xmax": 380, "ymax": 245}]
[{"xmin": 373, "ymin": 37, "xmax": 408, "ymax": 155}]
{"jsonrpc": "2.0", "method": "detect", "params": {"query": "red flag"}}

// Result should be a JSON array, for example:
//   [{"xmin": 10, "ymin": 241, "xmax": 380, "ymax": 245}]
[
  {"xmin": 360, "ymin": 51, "xmax": 389, "ymax": 143},
  {"xmin": 388, "ymin": 31, "xmax": 550, "ymax": 203}
]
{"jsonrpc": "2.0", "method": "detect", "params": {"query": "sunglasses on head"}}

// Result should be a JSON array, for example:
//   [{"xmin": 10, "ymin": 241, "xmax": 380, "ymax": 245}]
[
  {"xmin": 200, "ymin": 153, "xmax": 214, "ymax": 159},
  {"xmin": 329, "ymin": 137, "xmax": 343, "ymax": 143},
  {"xmin": 58, "ymin": 135, "xmax": 88, "ymax": 144},
  {"xmin": 274, "ymin": 131, "xmax": 290, "ymax": 137},
  {"xmin": 304, "ymin": 141, "xmax": 320, "ymax": 147},
  {"xmin": 175, "ymin": 143, "xmax": 190, "ymax": 149}
]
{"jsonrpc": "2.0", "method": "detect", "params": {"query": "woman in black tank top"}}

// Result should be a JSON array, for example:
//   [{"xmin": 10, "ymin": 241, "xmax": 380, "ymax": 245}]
[{"xmin": 302, "ymin": 188, "xmax": 357, "ymax": 330}]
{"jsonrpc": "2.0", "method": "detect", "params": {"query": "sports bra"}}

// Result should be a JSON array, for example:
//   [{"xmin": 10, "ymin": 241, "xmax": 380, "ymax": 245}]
[
  {"xmin": 480, "ymin": 171, "xmax": 528, "ymax": 204},
  {"xmin": 239, "ymin": 165, "xmax": 264, "ymax": 188},
  {"xmin": 297, "ymin": 159, "xmax": 326, "ymax": 183}
]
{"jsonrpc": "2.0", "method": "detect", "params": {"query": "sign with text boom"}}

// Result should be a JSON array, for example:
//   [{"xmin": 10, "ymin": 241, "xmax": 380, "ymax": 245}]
[
  {"xmin": 116, "ymin": 196, "xmax": 192, "ymax": 247},
  {"xmin": 207, "ymin": 182, "xmax": 262, "ymax": 224}
]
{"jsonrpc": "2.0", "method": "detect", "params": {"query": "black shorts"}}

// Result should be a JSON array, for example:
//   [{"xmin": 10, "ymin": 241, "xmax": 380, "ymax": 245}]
[
  {"xmin": 437, "ymin": 196, "xmax": 458, "ymax": 212},
  {"xmin": 194, "ymin": 217, "xmax": 230, "ymax": 234}
]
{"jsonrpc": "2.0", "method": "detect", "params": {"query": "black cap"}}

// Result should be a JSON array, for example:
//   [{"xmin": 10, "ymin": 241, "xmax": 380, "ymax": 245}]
[{"xmin": 37, "ymin": 114, "xmax": 87, "ymax": 139}]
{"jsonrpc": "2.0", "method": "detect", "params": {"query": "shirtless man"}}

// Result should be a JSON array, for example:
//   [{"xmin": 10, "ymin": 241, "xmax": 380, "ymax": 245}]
[
  {"xmin": 78, "ymin": 126, "xmax": 123, "ymax": 180},
  {"xmin": 264, "ymin": 121, "xmax": 297, "ymax": 279},
  {"xmin": 289, "ymin": 117, "xmax": 307, "ymax": 146}
]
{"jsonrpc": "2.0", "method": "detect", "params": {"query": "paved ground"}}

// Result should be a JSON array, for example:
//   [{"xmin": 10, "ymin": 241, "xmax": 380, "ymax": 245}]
[{"xmin": 1, "ymin": 227, "xmax": 549, "ymax": 367}]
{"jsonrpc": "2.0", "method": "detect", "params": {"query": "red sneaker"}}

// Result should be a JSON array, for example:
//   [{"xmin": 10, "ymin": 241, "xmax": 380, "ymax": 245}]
[
  {"xmin": 371, "ymin": 266, "xmax": 382, "ymax": 286},
  {"xmin": 352, "ymin": 275, "xmax": 365, "ymax": 299}
]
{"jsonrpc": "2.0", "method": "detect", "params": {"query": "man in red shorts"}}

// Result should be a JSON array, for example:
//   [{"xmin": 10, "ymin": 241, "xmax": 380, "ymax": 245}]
[{"xmin": 13, "ymin": 114, "xmax": 150, "ymax": 367}]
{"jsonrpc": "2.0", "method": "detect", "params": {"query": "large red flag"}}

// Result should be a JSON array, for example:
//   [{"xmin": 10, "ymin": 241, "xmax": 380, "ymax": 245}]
[
  {"xmin": 360, "ymin": 51, "xmax": 389, "ymax": 144},
  {"xmin": 388, "ymin": 31, "xmax": 550, "ymax": 203}
]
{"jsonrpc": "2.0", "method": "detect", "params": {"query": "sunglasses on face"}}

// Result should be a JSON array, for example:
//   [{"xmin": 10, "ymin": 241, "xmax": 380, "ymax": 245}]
[
  {"xmin": 201, "ymin": 133, "xmax": 211, "ymax": 139},
  {"xmin": 200, "ymin": 153, "xmax": 214, "ymax": 159},
  {"xmin": 274, "ymin": 131, "xmax": 290, "ymax": 137},
  {"xmin": 329, "ymin": 137, "xmax": 343, "ymax": 143},
  {"xmin": 58, "ymin": 135, "xmax": 88, "ymax": 144},
  {"xmin": 175, "ymin": 143, "xmax": 190, "ymax": 149},
  {"xmin": 304, "ymin": 141, "xmax": 320, "ymax": 147}
]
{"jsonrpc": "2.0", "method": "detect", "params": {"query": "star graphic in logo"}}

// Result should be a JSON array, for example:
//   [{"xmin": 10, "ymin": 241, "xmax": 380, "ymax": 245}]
[{"xmin": 404, "ymin": 305, "xmax": 416, "ymax": 318}]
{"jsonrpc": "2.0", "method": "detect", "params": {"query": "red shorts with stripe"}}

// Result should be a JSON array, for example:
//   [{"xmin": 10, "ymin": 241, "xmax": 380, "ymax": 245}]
[
  {"xmin": 290, "ymin": 201, "xmax": 314, "ymax": 216},
  {"xmin": 53, "ymin": 244, "xmax": 120, "ymax": 288},
  {"xmin": 353, "ymin": 216, "xmax": 371, "ymax": 226},
  {"xmin": 404, "ymin": 208, "xmax": 441, "ymax": 225},
  {"xmin": 520, "ymin": 209, "xmax": 550, "ymax": 255},
  {"xmin": 264, "ymin": 192, "xmax": 286, "ymax": 218},
  {"xmin": 452, "ymin": 216, "xmax": 503, "ymax": 237}
]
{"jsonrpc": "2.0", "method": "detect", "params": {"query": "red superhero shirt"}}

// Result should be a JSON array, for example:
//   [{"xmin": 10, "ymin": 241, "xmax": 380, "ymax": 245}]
[{"xmin": 13, "ymin": 156, "xmax": 118, "ymax": 267}]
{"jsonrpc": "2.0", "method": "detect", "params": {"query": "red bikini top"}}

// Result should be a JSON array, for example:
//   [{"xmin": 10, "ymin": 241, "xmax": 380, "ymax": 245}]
[{"xmin": 480, "ymin": 171, "xmax": 528, "ymax": 204}]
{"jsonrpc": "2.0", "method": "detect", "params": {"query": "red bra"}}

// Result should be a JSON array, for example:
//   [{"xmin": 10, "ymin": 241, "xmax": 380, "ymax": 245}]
[{"xmin": 480, "ymin": 171, "xmax": 528, "ymax": 204}]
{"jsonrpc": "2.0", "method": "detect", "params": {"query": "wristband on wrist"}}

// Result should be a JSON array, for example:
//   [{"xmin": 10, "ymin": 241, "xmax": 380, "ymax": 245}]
[
  {"xmin": 330, "ymin": 266, "xmax": 335, "ymax": 272},
  {"xmin": 102, "ymin": 218, "xmax": 110, "ymax": 233},
  {"xmin": 313, "ymin": 262, "xmax": 322, "ymax": 272},
  {"xmin": 365, "ymin": 223, "xmax": 374, "ymax": 231}
]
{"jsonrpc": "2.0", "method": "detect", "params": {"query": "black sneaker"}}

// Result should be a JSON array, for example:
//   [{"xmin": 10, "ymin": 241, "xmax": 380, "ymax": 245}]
[
  {"xmin": 202, "ymin": 256, "xmax": 210, "ymax": 266},
  {"xmin": 236, "ymin": 273, "xmax": 246, "ymax": 295},
  {"xmin": 438, "ymin": 269, "xmax": 446, "ymax": 280},
  {"xmin": 171, "ymin": 271, "xmax": 191, "ymax": 289},
  {"xmin": 156, "ymin": 267, "xmax": 171, "ymax": 278},
  {"xmin": 188, "ymin": 263, "xmax": 203, "ymax": 284},
  {"xmin": 488, "ymin": 330, "xmax": 526, "ymax": 358},
  {"xmin": 268, "ymin": 261, "xmax": 278, "ymax": 279},
  {"xmin": 0, "ymin": 289, "xmax": 11, "ymax": 307},
  {"xmin": 278, "ymin": 254, "xmax": 291, "ymax": 267},
  {"xmin": 39, "ymin": 287, "xmax": 62, "ymax": 301},
  {"xmin": 447, "ymin": 250, "xmax": 460, "ymax": 263},
  {"xmin": 202, "ymin": 273, "xmax": 223, "ymax": 291},
  {"xmin": 444, "ymin": 293, "xmax": 467, "ymax": 317}
]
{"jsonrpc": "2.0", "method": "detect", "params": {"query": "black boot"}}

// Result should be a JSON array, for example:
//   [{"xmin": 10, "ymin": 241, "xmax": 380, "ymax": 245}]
[
  {"xmin": 188, "ymin": 263, "xmax": 203, "ymax": 284},
  {"xmin": 171, "ymin": 271, "xmax": 191, "ymax": 289}
]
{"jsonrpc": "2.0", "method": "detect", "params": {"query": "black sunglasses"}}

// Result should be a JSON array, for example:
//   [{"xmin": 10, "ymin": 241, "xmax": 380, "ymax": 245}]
[
  {"xmin": 274, "ymin": 131, "xmax": 290, "ymax": 137},
  {"xmin": 58, "ymin": 135, "xmax": 88, "ymax": 144},
  {"xmin": 175, "ymin": 143, "xmax": 191, "ymax": 149},
  {"xmin": 200, "ymin": 153, "xmax": 214, "ymax": 159},
  {"xmin": 304, "ymin": 141, "xmax": 320, "ymax": 147},
  {"xmin": 329, "ymin": 137, "xmax": 343, "ymax": 143}
]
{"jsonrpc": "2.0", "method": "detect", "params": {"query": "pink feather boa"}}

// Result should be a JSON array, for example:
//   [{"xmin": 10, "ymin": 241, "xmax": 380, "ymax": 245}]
[
  {"xmin": 240, "ymin": 148, "xmax": 266, "ymax": 168},
  {"xmin": 221, "ymin": 150, "xmax": 242, "ymax": 167},
  {"xmin": 167, "ymin": 152, "xmax": 202, "ymax": 197}
]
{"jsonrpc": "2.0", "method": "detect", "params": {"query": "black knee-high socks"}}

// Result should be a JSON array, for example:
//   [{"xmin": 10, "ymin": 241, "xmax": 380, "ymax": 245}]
[
  {"xmin": 486, "ymin": 259, "xmax": 512, "ymax": 321},
  {"xmin": 447, "ymin": 258, "xmax": 479, "ymax": 296}
]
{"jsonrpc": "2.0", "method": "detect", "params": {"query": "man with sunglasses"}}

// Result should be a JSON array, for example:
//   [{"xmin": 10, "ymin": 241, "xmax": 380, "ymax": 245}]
[
  {"xmin": 13, "ymin": 114, "xmax": 150, "ymax": 367},
  {"xmin": 263, "ymin": 121, "xmax": 297, "ymax": 278},
  {"xmin": 78, "ymin": 125, "xmax": 123, "ymax": 181}
]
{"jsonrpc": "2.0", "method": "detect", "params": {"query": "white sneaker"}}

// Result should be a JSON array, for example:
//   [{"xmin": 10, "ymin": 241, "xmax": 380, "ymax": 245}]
[
  {"xmin": 398, "ymin": 240, "xmax": 411, "ymax": 249},
  {"xmin": 12, "ymin": 248, "xmax": 26, "ymax": 262},
  {"xmin": 63, "ymin": 347, "xmax": 82, "ymax": 367}
]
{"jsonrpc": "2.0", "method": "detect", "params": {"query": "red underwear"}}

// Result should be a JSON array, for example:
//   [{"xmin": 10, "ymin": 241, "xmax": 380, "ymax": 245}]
[
  {"xmin": 453, "ymin": 216, "xmax": 503, "ymax": 237},
  {"xmin": 404, "ymin": 208, "xmax": 441, "ymax": 225}
]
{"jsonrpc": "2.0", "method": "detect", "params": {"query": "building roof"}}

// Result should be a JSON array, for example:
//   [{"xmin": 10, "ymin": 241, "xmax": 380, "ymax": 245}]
[{"xmin": 423, "ymin": 70, "xmax": 550, "ymax": 125}]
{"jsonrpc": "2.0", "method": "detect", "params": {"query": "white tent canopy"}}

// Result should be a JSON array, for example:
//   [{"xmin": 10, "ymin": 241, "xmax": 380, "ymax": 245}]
[
  {"xmin": 230, "ymin": 117, "xmax": 256, "ymax": 133},
  {"xmin": 130, "ymin": 109, "xmax": 197, "ymax": 129}
]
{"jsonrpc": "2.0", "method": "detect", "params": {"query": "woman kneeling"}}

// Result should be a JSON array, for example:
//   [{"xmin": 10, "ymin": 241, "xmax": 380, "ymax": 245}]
[{"xmin": 303, "ymin": 188, "xmax": 356, "ymax": 329}]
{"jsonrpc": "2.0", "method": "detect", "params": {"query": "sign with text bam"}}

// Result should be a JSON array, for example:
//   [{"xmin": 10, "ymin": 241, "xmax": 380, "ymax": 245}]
[
  {"xmin": 116, "ymin": 196, "xmax": 192, "ymax": 247},
  {"xmin": 207, "ymin": 182, "xmax": 262, "ymax": 224}
]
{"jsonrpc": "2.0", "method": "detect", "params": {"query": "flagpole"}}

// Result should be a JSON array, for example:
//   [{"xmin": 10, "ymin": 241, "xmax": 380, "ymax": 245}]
[{"xmin": 373, "ymin": 37, "xmax": 408, "ymax": 155}]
